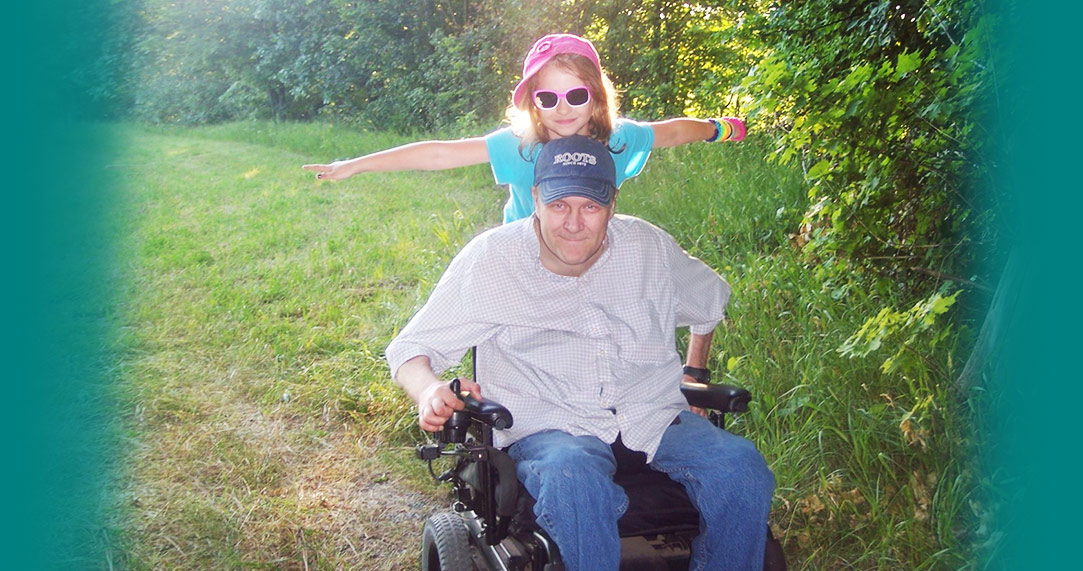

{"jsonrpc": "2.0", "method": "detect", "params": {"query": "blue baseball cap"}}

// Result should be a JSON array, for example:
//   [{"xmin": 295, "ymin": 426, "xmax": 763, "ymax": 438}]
[{"xmin": 534, "ymin": 136, "xmax": 617, "ymax": 206}]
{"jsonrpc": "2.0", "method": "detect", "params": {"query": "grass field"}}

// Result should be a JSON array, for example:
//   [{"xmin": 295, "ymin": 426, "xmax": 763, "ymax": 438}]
[{"xmin": 110, "ymin": 121, "xmax": 987, "ymax": 569}]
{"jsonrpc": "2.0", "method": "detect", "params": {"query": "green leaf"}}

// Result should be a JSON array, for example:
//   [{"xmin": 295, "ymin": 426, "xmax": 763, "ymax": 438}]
[
  {"xmin": 930, "ymin": 292, "xmax": 959, "ymax": 315},
  {"xmin": 807, "ymin": 160, "xmax": 833, "ymax": 180},
  {"xmin": 895, "ymin": 50, "xmax": 923, "ymax": 79}
]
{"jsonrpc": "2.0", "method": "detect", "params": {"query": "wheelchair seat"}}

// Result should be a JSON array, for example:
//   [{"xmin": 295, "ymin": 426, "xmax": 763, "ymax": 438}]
[
  {"xmin": 505, "ymin": 434, "xmax": 706, "ymax": 570},
  {"xmin": 506, "ymin": 433, "xmax": 698, "ymax": 535},
  {"xmin": 612, "ymin": 436, "xmax": 701, "ymax": 537},
  {"xmin": 417, "ymin": 379, "xmax": 785, "ymax": 570}
]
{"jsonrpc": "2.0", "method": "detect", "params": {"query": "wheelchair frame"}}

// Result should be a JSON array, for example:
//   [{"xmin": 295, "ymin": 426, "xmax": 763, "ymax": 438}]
[{"xmin": 415, "ymin": 353, "xmax": 783, "ymax": 570}]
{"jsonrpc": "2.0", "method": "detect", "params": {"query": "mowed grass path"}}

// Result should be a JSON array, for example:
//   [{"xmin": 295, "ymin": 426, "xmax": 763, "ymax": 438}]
[{"xmin": 114, "ymin": 122, "xmax": 979, "ymax": 569}]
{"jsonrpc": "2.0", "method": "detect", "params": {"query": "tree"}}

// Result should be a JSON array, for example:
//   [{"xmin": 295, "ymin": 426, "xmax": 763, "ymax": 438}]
[
  {"xmin": 133, "ymin": 0, "xmax": 255, "ymax": 123},
  {"xmin": 588, "ymin": 0, "xmax": 757, "ymax": 119},
  {"xmin": 125, "ymin": 0, "xmax": 761, "ymax": 128},
  {"xmin": 739, "ymin": 0, "xmax": 999, "ymax": 292}
]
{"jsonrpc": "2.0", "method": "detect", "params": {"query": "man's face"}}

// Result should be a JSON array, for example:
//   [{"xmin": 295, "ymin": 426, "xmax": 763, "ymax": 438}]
[{"xmin": 533, "ymin": 192, "xmax": 615, "ymax": 277}]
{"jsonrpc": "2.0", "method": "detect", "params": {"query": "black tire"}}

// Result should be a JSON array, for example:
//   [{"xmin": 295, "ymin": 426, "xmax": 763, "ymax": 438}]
[{"xmin": 421, "ymin": 512, "xmax": 475, "ymax": 571}]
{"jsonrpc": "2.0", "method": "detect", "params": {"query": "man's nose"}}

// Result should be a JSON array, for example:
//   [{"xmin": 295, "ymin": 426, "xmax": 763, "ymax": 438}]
[{"xmin": 563, "ymin": 210, "xmax": 584, "ymax": 231}]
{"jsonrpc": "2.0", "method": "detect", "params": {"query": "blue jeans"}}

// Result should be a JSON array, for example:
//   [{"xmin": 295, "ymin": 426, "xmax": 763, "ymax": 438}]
[{"xmin": 508, "ymin": 411, "xmax": 775, "ymax": 571}]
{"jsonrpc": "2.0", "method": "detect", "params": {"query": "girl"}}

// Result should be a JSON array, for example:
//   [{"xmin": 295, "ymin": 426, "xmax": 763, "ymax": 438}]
[{"xmin": 302, "ymin": 33, "xmax": 745, "ymax": 224}]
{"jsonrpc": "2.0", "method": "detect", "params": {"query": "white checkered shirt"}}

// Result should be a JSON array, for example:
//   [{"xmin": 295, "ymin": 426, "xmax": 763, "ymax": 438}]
[{"xmin": 386, "ymin": 214, "xmax": 731, "ymax": 460}]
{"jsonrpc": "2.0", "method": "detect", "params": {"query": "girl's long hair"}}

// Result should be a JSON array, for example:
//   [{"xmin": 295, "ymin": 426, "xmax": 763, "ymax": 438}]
[{"xmin": 506, "ymin": 53, "xmax": 620, "ymax": 152}]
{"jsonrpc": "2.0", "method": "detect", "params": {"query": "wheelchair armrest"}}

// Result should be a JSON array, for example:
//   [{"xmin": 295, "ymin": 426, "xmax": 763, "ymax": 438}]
[
  {"xmin": 460, "ymin": 393, "xmax": 514, "ymax": 430},
  {"xmin": 440, "ymin": 381, "xmax": 514, "ymax": 443},
  {"xmin": 680, "ymin": 381, "xmax": 751, "ymax": 413}
]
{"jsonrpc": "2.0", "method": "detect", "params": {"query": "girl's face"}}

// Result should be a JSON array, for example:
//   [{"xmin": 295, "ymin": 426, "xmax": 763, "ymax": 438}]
[{"xmin": 532, "ymin": 64, "xmax": 594, "ymax": 139}]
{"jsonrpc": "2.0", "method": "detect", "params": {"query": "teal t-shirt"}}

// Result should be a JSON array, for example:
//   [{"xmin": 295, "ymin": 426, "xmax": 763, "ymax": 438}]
[{"xmin": 485, "ymin": 119, "xmax": 655, "ymax": 223}]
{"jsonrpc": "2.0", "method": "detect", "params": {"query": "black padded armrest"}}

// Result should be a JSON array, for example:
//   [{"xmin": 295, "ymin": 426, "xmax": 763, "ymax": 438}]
[
  {"xmin": 440, "ymin": 380, "xmax": 515, "ymax": 443},
  {"xmin": 460, "ymin": 393, "xmax": 514, "ymax": 430},
  {"xmin": 445, "ymin": 378, "xmax": 514, "ymax": 430},
  {"xmin": 680, "ymin": 382, "xmax": 751, "ymax": 413}
]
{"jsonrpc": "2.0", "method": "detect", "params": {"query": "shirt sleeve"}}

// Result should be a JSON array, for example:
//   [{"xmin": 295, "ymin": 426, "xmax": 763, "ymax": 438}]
[
  {"xmin": 610, "ymin": 119, "xmax": 656, "ymax": 186},
  {"xmin": 385, "ymin": 239, "xmax": 498, "ymax": 377},
  {"xmin": 658, "ymin": 230, "xmax": 731, "ymax": 335},
  {"xmin": 484, "ymin": 127, "xmax": 541, "ymax": 223},
  {"xmin": 485, "ymin": 128, "xmax": 525, "ymax": 185}
]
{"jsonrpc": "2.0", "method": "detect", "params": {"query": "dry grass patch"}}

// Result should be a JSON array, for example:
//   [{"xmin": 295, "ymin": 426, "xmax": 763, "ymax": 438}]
[{"xmin": 125, "ymin": 388, "xmax": 442, "ymax": 570}]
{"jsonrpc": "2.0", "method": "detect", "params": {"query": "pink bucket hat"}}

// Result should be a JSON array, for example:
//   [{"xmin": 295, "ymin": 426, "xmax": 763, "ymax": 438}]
[{"xmin": 512, "ymin": 34, "xmax": 602, "ymax": 107}]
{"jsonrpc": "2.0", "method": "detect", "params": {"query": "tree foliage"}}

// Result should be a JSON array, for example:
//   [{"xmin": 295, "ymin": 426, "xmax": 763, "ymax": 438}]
[
  {"xmin": 588, "ymin": 1, "xmax": 755, "ymax": 118},
  {"xmin": 131, "ymin": 0, "xmax": 346, "ymax": 123},
  {"xmin": 740, "ymin": 0, "xmax": 999, "ymax": 291},
  {"xmin": 122, "ymin": 1, "xmax": 758, "ymax": 128}
]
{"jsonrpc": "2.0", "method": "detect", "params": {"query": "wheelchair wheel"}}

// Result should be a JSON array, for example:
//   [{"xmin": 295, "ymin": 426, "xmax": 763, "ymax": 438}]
[{"xmin": 421, "ymin": 512, "xmax": 475, "ymax": 571}]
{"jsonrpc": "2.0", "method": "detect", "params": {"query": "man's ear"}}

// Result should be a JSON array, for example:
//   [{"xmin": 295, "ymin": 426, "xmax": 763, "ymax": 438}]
[{"xmin": 532, "ymin": 185, "xmax": 542, "ymax": 208}]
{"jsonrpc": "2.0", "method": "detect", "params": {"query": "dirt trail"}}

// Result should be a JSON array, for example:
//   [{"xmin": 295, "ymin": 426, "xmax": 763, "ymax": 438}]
[
  {"xmin": 235, "ymin": 405, "xmax": 443, "ymax": 569},
  {"xmin": 127, "ymin": 385, "xmax": 444, "ymax": 569}
]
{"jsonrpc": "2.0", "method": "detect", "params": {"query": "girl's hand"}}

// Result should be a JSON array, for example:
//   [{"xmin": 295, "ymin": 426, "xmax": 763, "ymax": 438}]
[{"xmin": 301, "ymin": 161, "xmax": 351, "ymax": 181}]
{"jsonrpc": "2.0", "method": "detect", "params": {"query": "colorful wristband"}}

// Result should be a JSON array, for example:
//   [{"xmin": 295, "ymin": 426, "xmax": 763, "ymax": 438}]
[
  {"xmin": 706, "ymin": 118, "xmax": 723, "ymax": 142},
  {"xmin": 705, "ymin": 117, "xmax": 747, "ymax": 143},
  {"xmin": 724, "ymin": 117, "xmax": 746, "ymax": 142}
]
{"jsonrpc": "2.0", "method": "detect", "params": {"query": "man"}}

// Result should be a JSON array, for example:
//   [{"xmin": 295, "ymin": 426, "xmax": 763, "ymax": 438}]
[{"xmin": 386, "ymin": 136, "xmax": 775, "ymax": 570}]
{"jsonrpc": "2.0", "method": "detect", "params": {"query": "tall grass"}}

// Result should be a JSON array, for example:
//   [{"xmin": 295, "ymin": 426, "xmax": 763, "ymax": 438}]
[
  {"xmin": 113, "ymin": 122, "xmax": 983, "ymax": 569},
  {"xmin": 628, "ymin": 141, "xmax": 983, "ymax": 568}
]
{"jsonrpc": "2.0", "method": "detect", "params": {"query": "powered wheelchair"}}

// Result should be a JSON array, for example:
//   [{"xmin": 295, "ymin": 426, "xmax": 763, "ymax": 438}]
[{"xmin": 414, "ymin": 361, "xmax": 786, "ymax": 570}]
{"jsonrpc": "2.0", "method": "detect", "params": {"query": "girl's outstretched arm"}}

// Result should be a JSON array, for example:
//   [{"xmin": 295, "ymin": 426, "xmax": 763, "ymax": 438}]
[
  {"xmin": 649, "ymin": 117, "xmax": 745, "ymax": 149},
  {"xmin": 302, "ymin": 137, "xmax": 490, "ymax": 181},
  {"xmin": 650, "ymin": 118, "xmax": 717, "ymax": 148}
]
